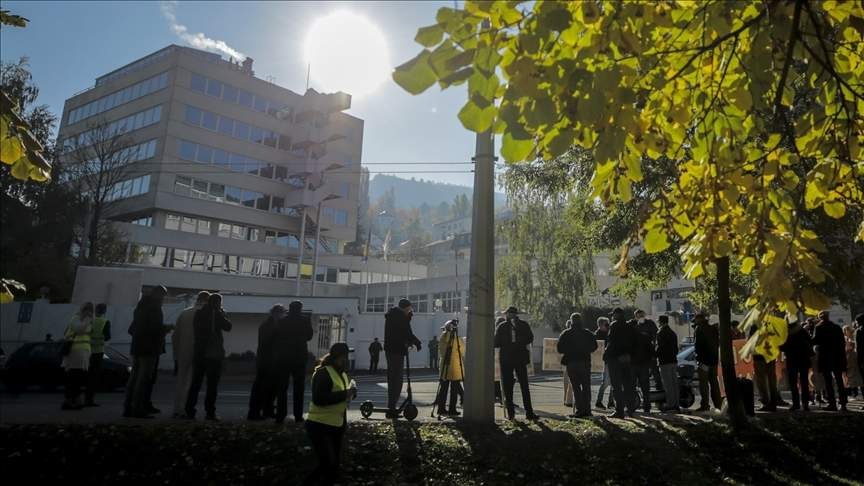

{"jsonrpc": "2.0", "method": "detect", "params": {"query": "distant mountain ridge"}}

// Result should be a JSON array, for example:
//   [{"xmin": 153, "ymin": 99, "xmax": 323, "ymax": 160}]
[{"xmin": 369, "ymin": 174, "xmax": 507, "ymax": 209}]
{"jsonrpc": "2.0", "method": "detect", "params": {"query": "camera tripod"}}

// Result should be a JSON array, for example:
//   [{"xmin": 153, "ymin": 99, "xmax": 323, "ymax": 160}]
[{"xmin": 431, "ymin": 328, "xmax": 465, "ymax": 419}]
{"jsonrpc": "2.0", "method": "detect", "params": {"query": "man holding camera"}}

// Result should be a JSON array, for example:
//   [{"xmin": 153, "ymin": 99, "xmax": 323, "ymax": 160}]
[
  {"xmin": 384, "ymin": 298, "xmax": 421, "ymax": 419},
  {"xmin": 494, "ymin": 307, "xmax": 538, "ymax": 420}
]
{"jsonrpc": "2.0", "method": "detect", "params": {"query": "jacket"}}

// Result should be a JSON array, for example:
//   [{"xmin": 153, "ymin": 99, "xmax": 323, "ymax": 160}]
[
  {"xmin": 779, "ymin": 322, "xmax": 813, "ymax": 369},
  {"xmin": 633, "ymin": 319, "xmax": 659, "ymax": 365},
  {"xmin": 656, "ymin": 325, "xmax": 678, "ymax": 365},
  {"xmin": 368, "ymin": 341, "xmax": 382, "ymax": 356},
  {"xmin": 308, "ymin": 365, "xmax": 350, "ymax": 428},
  {"xmin": 384, "ymin": 307, "xmax": 421, "ymax": 355},
  {"xmin": 694, "ymin": 323, "xmax": 720, "ymax": 366},
  {"xmin": 812, "ymin": 320, "xmax": 847, "ymax": 372},
  {"xmin": 193, "ymin": 305, "xmax": 232, "ymax": 361},
  {"xmin": 129, "ymin": 296, "xmax": 165, "ymax": 357},
  {"xmin": 439, "ymin": 330, "xmax": 465, "ymax": 381},
  {"xmin": 271, "ymin": 311, "xmax": 314, "ymax": 368},
  {"xmin": 255, "ymin": 316, "xmax": 277, "ymax": 372},
  {"xmin": 494, "ymin": 318, "xmax": 533, "ymax": 366},
  {"xmin": 557, "ymin": 327, "xmax": 598, "ymax": 365},
  {"xmin": 603, "ymin": 319, "xmax": 637, "ymax": 364}
]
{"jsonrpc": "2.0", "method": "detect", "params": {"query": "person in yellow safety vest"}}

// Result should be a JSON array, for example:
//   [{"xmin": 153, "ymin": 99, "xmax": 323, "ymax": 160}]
[
  {"xmin": 304, "ymin": 342, "xmax": 356, "ymax": 485},
  {"xmin": 84, "ymin": 303, "xmax": 112, "ymax": 407},
  {"xmin": 62, "ymin": 302, "xmax": 94, "ymax": 410},
  {"xmin": 435, "ymin": 319, "xmax": 464, "ymax": 417}
]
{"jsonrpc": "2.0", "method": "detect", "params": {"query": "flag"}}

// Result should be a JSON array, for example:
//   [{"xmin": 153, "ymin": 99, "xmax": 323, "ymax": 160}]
[{"xmin": 382, "ymin": 228, "xmax": 392, "ymax": 261}]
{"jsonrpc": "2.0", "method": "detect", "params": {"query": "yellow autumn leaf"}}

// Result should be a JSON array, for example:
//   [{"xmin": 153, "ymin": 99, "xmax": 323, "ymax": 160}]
[
  {"xmin": 740, "ymin": 256, "xmax": 756, "ymax": 274},
  {"xmin": 644, "ymin": 227, "xmax": 670, "ymax": 253},
  {"xmin": 0, "ymin": 134, "xmax": 24, "ymax": 164},
  {"xmin": 10, "ymin": 157, "xmax": 30, "ymax": 180},
  {"xmin": 823, "ymin": 200, "xmax": 846, "ymax": 218}
]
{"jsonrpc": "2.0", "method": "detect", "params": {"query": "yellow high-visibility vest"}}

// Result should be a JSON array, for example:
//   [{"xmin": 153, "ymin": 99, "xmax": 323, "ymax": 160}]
[
  {"xmin": 307, "ymin": 366, "xmax": 349, "ymax": 427},
  {"xmin": 91, "ymin": 316, "xmax": 108, "ymax": 353}
]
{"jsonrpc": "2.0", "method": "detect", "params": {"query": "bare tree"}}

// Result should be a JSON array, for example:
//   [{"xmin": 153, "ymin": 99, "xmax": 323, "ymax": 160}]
[{"xmin": 63, "ymin": 118, "xmax": 142, "ymax": 266}]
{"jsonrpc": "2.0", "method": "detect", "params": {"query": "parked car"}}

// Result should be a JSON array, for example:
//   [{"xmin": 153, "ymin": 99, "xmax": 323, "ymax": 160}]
[{"xmin": 1, "ymin": 342, "xmax": 131, "ymax": 393}]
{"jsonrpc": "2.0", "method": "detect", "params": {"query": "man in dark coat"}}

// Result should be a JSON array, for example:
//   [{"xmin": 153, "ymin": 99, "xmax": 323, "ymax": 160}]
[
  {"xmin": 384, "ymin": 299, "xmax": 421, "ymax": 418},
  {"xmin": 123, "ymin": 286, "xmax": 168, "ymax": 418},
  {"xmin": 368, "ymin": 338, "xmax": 382, "ymax": 373},
  {"xmin": 780, "ymin": 319, "xmax": 813, "ymax": 411},
  {"xmin": 557, "ymin": 313, "xmax": 598, "ymax": 417},
  {"xmin": 693, "ymin": 313, "xmax": 722, "ymax": 411},
  {"xmin": 248, "ymin": 304, "xmax": 282, "ymax": 420},
  {"xmin": 186, "ymin": 293, "xmax": 232, "ymax": 420},
  {"xmin": 271, "ymin": 301, "xmax": 314, "ymax": 423},
  {"xmin": 812, "ymin": 311, "xmax": 848, "ymax": 411},
  {"xmin": 656, "ymin": 315, "xmax": 680, "ymax": 412},
  {"xmin": 495, "ymin": 306, "xmax": 538, "ymax": 420},
  {"xmin": 632, "ymin": 310, "xmax": 659, "ymax": 413},
  {"xmin": 603, "ymin": 307, "xmax": 637, "ymax": 418}
]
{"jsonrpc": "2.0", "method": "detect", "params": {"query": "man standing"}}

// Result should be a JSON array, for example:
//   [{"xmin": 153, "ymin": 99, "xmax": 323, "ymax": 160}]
[
  {"xmin": 124, "ymin": 286, "xmax": 168, "ymax": 419},
  {"xmin": 594, "ymin": 317, "xmax": 614, "ymax": 409},
  {"xmin": 173, "ymin": 291, "xmax": 209, "ymax": 418},
  {"xmin": 656, "ymin": 315, "xmax": 679, "ymax": 412},
  {"xmin": 557, "ymin": 313, "xmax": 598, "ymax": 417},
  {"xmin": 84, "ymin": 303, "xmax": 111, "ymax": 407},
  {"xmin": 368, "ymin": 338, "xmax": 382, "ymax": 373},
  {"xmin": 428, "ymin": 335, "xmax": 439, "ymax": 371},
  {"xmin": 694, "ymin": 313, "xmax": 722, "ymax": 411},
  {"xmin": 632, "ymin": 310, "xmax": 658, "ymax": 413},
  {"xmin": 750, "ymin": 322, "xmax": 781, "ymax": 412},
  {"xmin": 603, "ymin": 307, "xmax": 637, "ymax": 418},
  {"xmin": 271, "ymin": 301, "xmax": 314, "ymax": 424},
  {"xmin": 384, "ymin": 299, "xmax": 421, "ymax": 419},
  {"xmin": 186, "ymin": 293, "xmax": 232, "ymax": 421},
  {"xmin": 494, "ymin": 306, "xmax": 538, "ymax": 420},
  {"xmin": 780, "ymin": 317, "xmax": 813, "ymax": 411},
  {"xmin": 812, "ymin": 310, "xmax": 847, "ymax": 412}
]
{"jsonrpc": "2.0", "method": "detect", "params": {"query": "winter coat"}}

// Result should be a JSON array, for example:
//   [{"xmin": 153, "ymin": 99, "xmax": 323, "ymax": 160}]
[
  {"xmin": 633, "ymin": 319, "xmax": 659, "ymax": 366},
  {"xmin": 779, "ymin": 322, "xmax": 813, "ymax": 369},
  {"xmin": 694, "ymin": 323, "xmax": 720, "ymax": 367},
  {"xmin": 384, "ymin": 307, "xmax": 421, "ymax": 356},
  {"xmin": 255, "ymin": 316, "xmax": 277, "ymax": 373},
  {"xmin": 368, "ymin": 341, "xmax": 382, "ymax": 357},
  {"xmin": 438, "ymin": 330, "xmax": 465, "ymax": 381},
  {"xmin": 557, "ymin": 327, "xmax": 598, "ymax": 365},
  {"xmin": 129, "ymin": 296, "xmax": 165, "ymax": 357},
  {"xmin": 812, "ymin": 320, "xmax": 847, "ymax": 372},
  {"xmin": 193, "ymin": 305, "xmax": 232, "ymax": 361},
  {"xmin": 656, "ymin": 325, "xmax": 678, "ymax": 365},
  {"xmin": 271, "ymin": 311, "xmax": 314, "ymax": 368},
  {"xmin": 603, "ymin": 319, "xmax": 637, "ymax": 364},
  {"xmin": 494, "ymin": 318, "xmax": 534, "ymax": 366}
]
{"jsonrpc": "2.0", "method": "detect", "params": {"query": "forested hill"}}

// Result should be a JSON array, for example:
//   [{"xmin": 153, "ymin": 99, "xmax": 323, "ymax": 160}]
[{"xmin": 369, "ymin": 174, "xmax": 506, "ymax": 209}]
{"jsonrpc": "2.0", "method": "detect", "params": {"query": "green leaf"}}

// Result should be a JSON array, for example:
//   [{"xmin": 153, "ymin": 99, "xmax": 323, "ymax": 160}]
[
  {"xmin": 415, "ymin": 24, "xmax": 444, "ymax": 47},
  {"xmin": 439, "ymin": 68, "xmax": 474, "ymax": 88},
  {"xmin": 823, "ymin": 200, "xmax": 846, "ymax": 218},
  {"xmin": 458, "ymin": 99, "xmax": 496, "ymax": 132},
  {"xmin": 644, "ymin": 228, "xmax": 671, "ymax": 253},
  {"xmin": 475, "ymin": 45, "xmax": 503, "ymax": 75},
  {"xmin": 429, "ymin": 41, "xmax": 459, "ymax": 77},
  {"xmin": 392, "ymin": 50, "xmax": 437, "ymax": 95},
  {"xmin": 501, "ymin": 131, "xmax": 534, "ymax": 162},
  {"xmin": 468, "ymin": 71, "xmax": 499, "ymax": 102}
]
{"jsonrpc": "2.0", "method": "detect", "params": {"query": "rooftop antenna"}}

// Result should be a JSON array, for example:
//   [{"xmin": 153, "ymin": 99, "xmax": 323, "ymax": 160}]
[{"xmin": 305, "ymin": 63, "xmax": 311, "ymax": 91}]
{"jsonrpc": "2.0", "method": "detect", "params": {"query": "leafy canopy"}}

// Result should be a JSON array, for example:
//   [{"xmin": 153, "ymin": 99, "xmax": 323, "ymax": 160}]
[{"xmin": 394, "ymin": 0, "xmax": 864, "ymax": 326}]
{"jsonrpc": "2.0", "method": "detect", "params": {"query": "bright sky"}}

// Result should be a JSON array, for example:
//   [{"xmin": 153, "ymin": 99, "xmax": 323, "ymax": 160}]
[{"xmin": 0, "ymin": 0, "xmax": 488, "ymax": 187}]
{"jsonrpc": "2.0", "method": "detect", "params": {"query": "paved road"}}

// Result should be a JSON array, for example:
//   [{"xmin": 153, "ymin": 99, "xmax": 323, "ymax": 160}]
[{"xmin": 2, "ymin": 371, "xmax": 860, "ymax": 424}]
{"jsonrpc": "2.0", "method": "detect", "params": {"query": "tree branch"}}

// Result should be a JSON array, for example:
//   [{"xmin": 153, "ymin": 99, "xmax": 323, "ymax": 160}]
[{"xmin": 771, "ymin": 0, "xmax": 803, "ymax": 126}]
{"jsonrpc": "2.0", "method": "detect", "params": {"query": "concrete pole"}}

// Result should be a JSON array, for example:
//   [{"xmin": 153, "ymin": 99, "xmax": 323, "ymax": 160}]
[
  {"xmin": 311, "ymin": 201, "xmax": 324, "ymax": 297},
  {"xmin": 463, "ymin": 128, "xmax": 496, "ymax": 423},
  {"xmin": 296, "ymin": 206, "xmax": 308, "ymax": 295}
]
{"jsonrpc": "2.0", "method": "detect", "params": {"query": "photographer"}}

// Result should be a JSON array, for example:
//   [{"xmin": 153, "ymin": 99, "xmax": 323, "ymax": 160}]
[
  {"xmin": 186, "ymin": 293, "xmax": 232, "ymax": 421},
  {"xmin": 435, "ymin": 319, "xmax": 465, "ymax": 417},
  {"xmin": 384, "ymin": 299, "xmax": 421, "ymax": 419}
]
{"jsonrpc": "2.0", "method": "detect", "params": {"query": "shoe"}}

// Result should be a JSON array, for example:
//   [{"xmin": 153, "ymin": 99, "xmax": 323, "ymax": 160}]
[
  {"xmin": 205, "ymin": 414, "xmax": 220, "ymax": 421},
  {"xmin": 436, "ymin": 408, "xmax": 448, "ymax": 417},
  {"xmin": 146, "ymin": 406, "xmax": 161, "ymax": 414},
  {"xmin": 595, "ymin": 401, "xmax": 606, "ymax": 409},
  {"xmin": 567, "ymin": 413, "xmax": 580, "ymax": 419},
  {"xmin": 526, "ymin": 412, "xmax": 540, "ymax": 421},
  {"xmin": 83, "ymin": 402, "xmax": 99, "ymax": 408}
]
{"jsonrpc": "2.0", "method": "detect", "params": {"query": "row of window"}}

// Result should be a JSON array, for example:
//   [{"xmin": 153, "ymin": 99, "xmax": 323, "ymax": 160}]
[
  {"xmin": 129, "ymin": 216, "xmax": 153, "ymax": 227},
  {"xmin": 69, "ymin": 72, "xmax": 169, "ymax": 124},
  {"xmin": 322, "ymin": 206, "xmax": 349, "ymax": 227},
  {"xmin": 82, "ymin": 139, "xmax": 158, "ymax": 173},
  {"xmin": 105, "ymin": 175, "xmax": 151, "ymax": 202},
  {"xmin": 190, "ymin": 72, "xmax": 292, "ymax": 119},
  {"xmin": 173, "ymin": 174, "xmax": 302, "ymax": 216},
  {"xmin": 432, "ymin": 291, "xmax": 463, "ymax": 313},
  {"xmin": 177, "ymin": 139, "xmax": 304, "ymax": 187},
  {"xmin": 184, "ymin": 104, "xmax": 293, "ymax": 152},
  {"xmin": 96, "ymin": 47, "xmax": 174, "ymax": 86},
  {"xmin": 365, "ymin": 294, "xmax": 431, "ymax": 313},
  {"xmin": 63, "ymin": 105, "xmax": 162, "ymax": 151}
]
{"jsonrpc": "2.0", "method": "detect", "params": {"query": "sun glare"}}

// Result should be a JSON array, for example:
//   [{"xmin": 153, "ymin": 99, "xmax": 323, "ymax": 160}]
[{"xmin": 303, "ymin": 10, "xmax": 391, "ymax": 98}]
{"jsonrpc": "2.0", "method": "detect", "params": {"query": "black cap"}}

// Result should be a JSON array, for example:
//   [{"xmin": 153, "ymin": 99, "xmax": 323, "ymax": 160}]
[
  {"xmin": 288, "ymin": 300, "xmax": 303, "ymax": 312},
  {"xmin": 329, "ymin": 342, "xmax": 349, "ymax": 357},
  {"xmin": 398, "ymin": 298, "xmax": 412, "ymax": 309},
  {"xmin": 505, "ymin": 306, "xmax": 519, "ymax": 314},
  {"xmin": 610, "ymin": 307, "xmax": 624, "ymax": 316}
]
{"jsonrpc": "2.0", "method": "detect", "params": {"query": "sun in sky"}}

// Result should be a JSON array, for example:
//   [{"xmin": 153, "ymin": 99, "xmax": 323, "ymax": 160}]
[{"xmin": 303, "ymin": 10, "xmax": 391, "ymax": 98}]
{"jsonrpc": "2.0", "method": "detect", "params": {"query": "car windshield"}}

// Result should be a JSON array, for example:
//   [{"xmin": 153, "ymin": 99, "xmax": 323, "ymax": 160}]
[{"xmin": 677, "ymin": 346, "xmax": 695, "ymax": 361}]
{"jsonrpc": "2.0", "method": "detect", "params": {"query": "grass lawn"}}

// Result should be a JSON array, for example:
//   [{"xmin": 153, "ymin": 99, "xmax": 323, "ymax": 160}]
[{"xmin": 2, "ymin": 414, "xmax": 862, "ymax": 485}]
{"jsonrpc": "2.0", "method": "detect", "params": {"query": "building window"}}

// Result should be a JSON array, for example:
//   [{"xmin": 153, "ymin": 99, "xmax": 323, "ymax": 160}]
[
  {"xmin": 433, "ymin": 291, "xmax": 462, "ymax": 313},
  {"xmin": 64, "ymin": 106, "xmax": 162, "ymax": 151},
  {"xmin": 365, "ymin": 296, "xmax": 386, "ymax": 313},
  {"xmin": 68, "ymin": 71, "xmax": 168, "ymax": 125},
  {"xmin": 104, "ymin": 175, "xmax": 150, "ymax": 202},
  {"xmin": 334, "ymin": 209, "xmax": 348, "ymax": 227},
  {"xmin": 408, "ymin": 294, "xmax": 429, "ymax": 313},
  {"xmin": 181, "ymin": 104, "xmax": 294, "ymax": 152},
  {"xmin": 129, "ymin": 216, "xmax": 152, "ymax": 227}
]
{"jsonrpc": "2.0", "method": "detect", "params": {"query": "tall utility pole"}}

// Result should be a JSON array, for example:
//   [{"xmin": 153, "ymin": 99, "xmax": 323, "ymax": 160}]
[{"xmin": 463, "ymin": 127, "xmax": 496, "ymax": 423}]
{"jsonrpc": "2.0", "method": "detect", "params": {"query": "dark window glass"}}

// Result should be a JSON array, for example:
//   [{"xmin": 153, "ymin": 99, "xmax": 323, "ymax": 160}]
[
  {"xmin": 253, "ymin": 96, "xmax": 267, "ymax": 112},
  {"xmin": 259, "ymin": 164, "xmax": 274, "ymax": 179},
  {"xmin": 184, "ymin": 105, "xmax": 202, "ymax": 125},
  {"xmin": 242, "ymin": 190, "xmax": 257, "ymax": 207},
  {"xmin": 190, "ymin": 73, "xmax": 206, "ymax": 92},
  {"xmin": 195, "ymin": 145, "xmax": 212, "ymax": 163},
  {"xmin": 246, "ymin": 161, "xmax": 261, "ymax": 176},
  {"xmin": 262, "ymin": 131, "xmax": 277, "ymax": 148},
  {"xmin": 234, "ymin": 121, "xmax": 250, "ymax": 140},
  {"xmin": 238, "ymin": 90, "xmax": 253, "ymax": 108},
  {"xmin": 218, "ymin": 117, "xmax": 234, "ymax": 136},
  {"xmin": 270, "ymin": 196, "xmax": 285, "ymax": 214},
  {"xmin": 274, "ymin": 165, "xmax": 288, "ymax": 181},
  {"xmin": 213, "ymin": 149, "xmax": 229, "ymax": 167},
  {"xmin": 222, "ymin": 84, "xmax": 238, "ymax": 103},
  {"xmin": 206, "ymin": 79, "xmax": 223, "ymax": 98},
  {"xmin": 256, "ymin": 194, "xmax": 270, "ymax": 211},
  {"xmin": 201, "ymin": 111, "xmax": 218, "ymax": 131},
  {"xmin": 278, "ymin": 134, "xmax": 292, "ymax": 151},
  {"xmin": 250, "ymin": 126, "xmax": 264, "ymax": 144},
  {"xmin": 226, "ymin": 187, "xmax": 242, "ymax": 205},
  {"xmin": 229, "ymin": 153, "xmax": 246, "ymax": 172},
  {"xmin": 178, "ymin": 140, "xmax": 197, "ymax": 160},
  {"xmin": 209, "ymin": 183, "xmax": 225, "ymax": 201}
]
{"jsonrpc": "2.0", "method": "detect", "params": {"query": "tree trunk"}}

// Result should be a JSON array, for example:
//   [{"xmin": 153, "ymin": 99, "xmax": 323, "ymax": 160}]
[
  {"xmin": 716, "ymin": 257, "xmax": 748, "ymax": 428},
  {"xmin": 86, "ymin": 202, "xmax": 102, "ymax": 266}
]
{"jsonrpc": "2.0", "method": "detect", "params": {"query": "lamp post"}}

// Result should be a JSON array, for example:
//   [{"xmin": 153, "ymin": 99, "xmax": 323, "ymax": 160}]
[{"xmin": 311, "ymin": 193, "xmax": 340, "ymax": 297}]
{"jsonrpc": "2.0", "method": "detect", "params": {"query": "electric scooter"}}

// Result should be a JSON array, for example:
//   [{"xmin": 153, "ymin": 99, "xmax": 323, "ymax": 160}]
[{"xmin": 360, "ymin": 351, "xmax": 419, "ymax": 421}]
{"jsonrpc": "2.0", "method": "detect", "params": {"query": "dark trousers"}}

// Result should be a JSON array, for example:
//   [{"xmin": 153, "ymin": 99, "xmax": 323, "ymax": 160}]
[
  {"xmin": 85, "ymin": 352, "xmax": 104, "ymax": 403},
  {"xmin": 64, "ymin": 369, "xmax": 86, "ymax": 404},
  {"xmin": 754, "ymin": 359, "xmax": 780, "ymax": 408},
  {"xmin": 248, "ymin": 369, "xmax": 275, "ymax": 418},
  {"xmin": 124, "ymin": 354, "xmax": 158, "ymax": 416},
  {"xmin": 698, "ymin": 364, "xmax": 723, "ymax": 409},
  {"xmin": 386, "ymin": 352, "xmax": 405, "ymax": 410},
  {"xmin": 787, "ymin": 364, "xmax": 810, "ymax": 407},
  {"xmin": 429, "ymin": 352, "xmax": 439, "ymax": 370},
  {"xmin": 436, "ymin": 380, "xmax": 463, "ymax": 412},
  {"xmin": 566, "ymin": 360, "xmax": 591, "ymax": 415},
  {"xmin": 370, "ymin": 354, "xmax": 380, "ymax": 372},
  {"xmin": 144, "ymin": 355, "xmax": 160, "ymax": 409},
  {"xmin": 304, "ymin": 420, "xmax": 346, "ymax": 486},
  {"xmin": 608, "ymin": 360, "xmax": 634, "ymax": 415},
  {"xmin": 822, "ymin": 370, "xmax": 847, "ymax": 407},
  {"xmin": 632, "ymin": 365, "xmax": 652, "ymax": 411},
  {"xmin": 275, "ymin": 365, "xmax": 307, "ymax": 421},
  {"xmin": 186, "ymin": 358, "xmax": 223, "ymax": 416},
  {"xmin": 501, "ymin": 360, "xmax": 533, "ymax": 416}
]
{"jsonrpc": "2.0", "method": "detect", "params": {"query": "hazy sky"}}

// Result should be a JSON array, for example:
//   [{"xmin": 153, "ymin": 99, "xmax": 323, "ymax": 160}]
[{"xmin": 1, "ymin": 0, "xmax": 494, "ymax": 187}]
